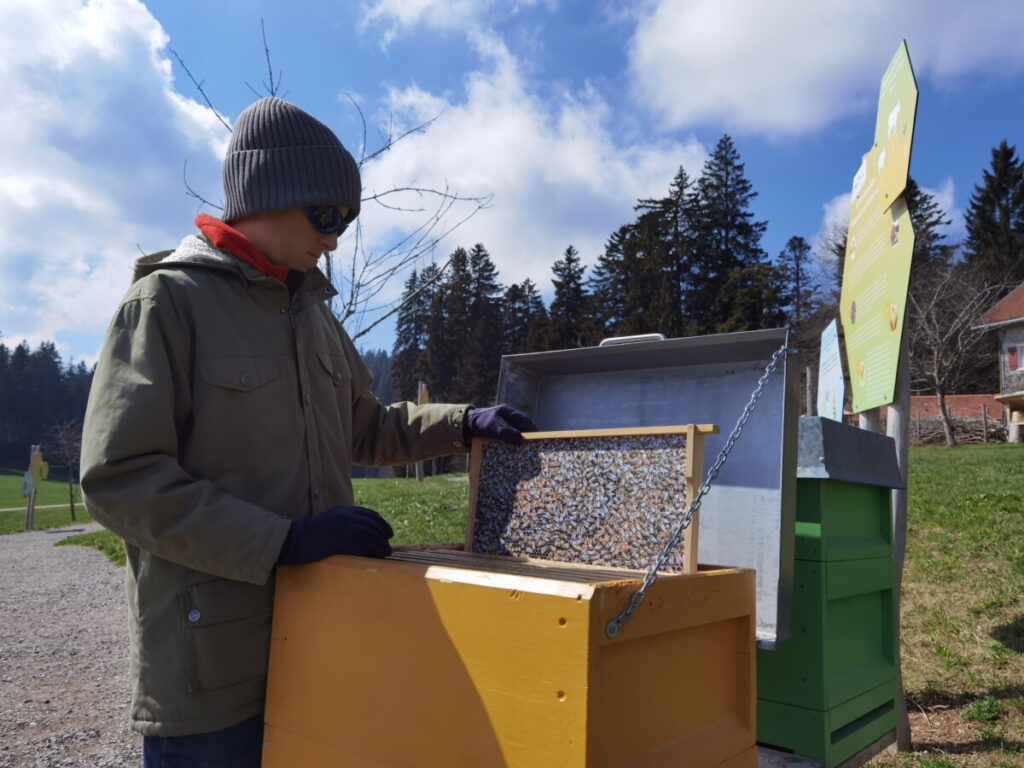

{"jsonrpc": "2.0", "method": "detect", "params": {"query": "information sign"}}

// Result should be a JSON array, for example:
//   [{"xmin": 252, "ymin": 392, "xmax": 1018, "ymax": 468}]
[
  {"xmin": 817, "ymin": 319, "xmax": 845, "ymax": 421},
  {"xmin": 840, "ymin": 41, "xmax": 918, "ymax": 413}
]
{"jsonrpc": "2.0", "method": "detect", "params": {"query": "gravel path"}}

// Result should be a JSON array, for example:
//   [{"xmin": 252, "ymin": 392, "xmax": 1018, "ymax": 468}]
[{"xmin": 0, "ymin": 524, "xmax": 141, "ymax": 767}]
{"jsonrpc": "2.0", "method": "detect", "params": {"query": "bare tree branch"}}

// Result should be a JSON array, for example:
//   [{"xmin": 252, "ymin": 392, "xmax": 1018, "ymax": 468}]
[
  {"xmin": 171, "ymin": 40, "xmax": 491, "ymax": 341},
  {"xmin": 906, "ymin": 264, "xmax": 1008, "ymax": 446},
  {"xmin": 183, "ymin": 159, "xmax": 223, "ymax": 212},
  {"xmin": 261, "ymin": 18, "xmax": 282, "ymax": 97},
  {"xmin": 244, "ymin": 18, "xmax": 286, "ymax": 99},
  {"xmin": 343, "ymin": 92, "xmax": 370, "ymax": 166},
  {"xmin": 47, "ymin": 420, "xmax": 82, "ymax": 522},
  {"xmin": 168, "ymin": 49, "xmax": 232, "ymax": 133},
  {"xmin": 351, "ymin": 253, "xmax": 454, "ymax": 340},
  {"xmin": 363, "ymin": 114, "xmax": 441, "ymax": 166},
  {"xmin": 335, "ymin": 183, "xmax": 492, "ymax": 336}
]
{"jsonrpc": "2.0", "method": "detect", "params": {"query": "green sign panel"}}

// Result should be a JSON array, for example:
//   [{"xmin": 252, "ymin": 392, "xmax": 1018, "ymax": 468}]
[{"xmin": 840, "ymin": 41, "xmax": 918, "ymax": 413}]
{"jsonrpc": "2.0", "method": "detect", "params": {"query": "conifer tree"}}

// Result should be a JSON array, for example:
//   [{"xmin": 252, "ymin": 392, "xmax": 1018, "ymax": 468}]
[
  {"xmin": 588, "ymin": 226, "xmax": 630, "ymax": 337},
  {"xmin": 360, "ymin": 349, "xmax": 394, "ymax": 405},
  {"xmin": 0, "ymin": 338, "xmax": 94, "ymax": 467},
  {"xmin": 715, "ymin": 263, "xmax": 787, "ymax": 333},
  {"xmin": 588, "ymin": 168, "xmax": 699, "ymax": 340},
  {"xmin": 460, "ymin": 244, "xmax": 504, "ymax": 404},
  {"xmin": 502, "ymin": 279, "xmax": 547, "ymax": 354},
  {"xmin": 689, "ymin": 135, "xmax": 768, "ymax": 332},
  {"xmin": 904, "ymin": 177, "xmax": 953, "ymax": 276},
  {"xmin": 633, "ymin": 167, "xmax": 699, "ymax": 337},
  {"xmin": 423, "ymin": 247, "xmax": 472, "ymax": 402},
  {"xmin": 776, "ymin": 235, "xmax": 816, "ymax": 330},
  {"xmin": 963, "ymin": 140, "xmax": 1024, "ymax": 288},
  {"xmin": 619, "ymin": 209, "xmax": 673, "ymax": 336},
  {"xmin": 391, "ymin": 268, "xmax": 433, "ymax": 402},
  {"xmin": 546, "ymin": 245, "xmax": 594, "ymax": 349}
]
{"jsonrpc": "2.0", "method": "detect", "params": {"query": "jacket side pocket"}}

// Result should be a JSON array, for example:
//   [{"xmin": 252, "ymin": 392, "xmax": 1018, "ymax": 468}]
[{"xmin": 179, "ymin": 579, "xmax": 273, "ymax": 693}]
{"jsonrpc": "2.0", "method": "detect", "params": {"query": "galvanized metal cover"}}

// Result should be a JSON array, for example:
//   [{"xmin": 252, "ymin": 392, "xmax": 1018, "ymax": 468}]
[
  {"xmin": 797, "ymin": 416, "xmax": 904, "ymax": 488},
  {"xmin": 496, "ymin": 328, "xmax": 798, "ymax": 647}
]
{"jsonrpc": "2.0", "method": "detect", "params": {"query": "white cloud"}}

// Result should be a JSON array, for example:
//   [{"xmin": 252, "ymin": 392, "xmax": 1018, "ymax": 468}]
[
  {"xmin": 359, "ymin": 0, "xmax": 551, "ymax": 48},
  {"xmin": 355, "ymin": 29, "xmax": 706, "ymax": 307},
  {"xmin": 0, "ymin": 0, "xmax": 226, "ymax": 362},
  {"xmin": 813, "ymin": 191, "xmax": 851, "ymax": 277},
  {"xmin": 627, "ymin": 0, "xmax": 1024, "ymax": 135},
  {"xmin": 921, "ymin": 177, "xmax": 963, "ymax": 241}
]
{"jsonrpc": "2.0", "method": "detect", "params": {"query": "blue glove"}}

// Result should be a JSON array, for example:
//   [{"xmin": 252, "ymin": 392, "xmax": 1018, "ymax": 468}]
[
  {"xmin": 464, "ymin": 404, "xmax": 538, "ymax": 446},
  {"xmin": 277, "ymin": 505, "xmax": 394, "ymax": 565}
]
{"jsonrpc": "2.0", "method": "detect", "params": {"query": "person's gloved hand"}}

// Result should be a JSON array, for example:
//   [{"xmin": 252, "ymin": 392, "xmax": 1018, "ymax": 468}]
[
  {"xmin": 464, "ymin": 404, "xmax": 538, "ymax": 446},
  {"xmin": 277, "ymin": 505, "xmax": 394, "ymax": 565}
]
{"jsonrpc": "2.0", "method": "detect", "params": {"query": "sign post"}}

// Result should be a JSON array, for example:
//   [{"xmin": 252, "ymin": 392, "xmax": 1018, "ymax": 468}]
[
  {"xmin": 838, "ymin": 40, "xmax": 918, "ymax": 752},
  {"xmin": 415, "ymin": 381, "xmax": 430, "ymax": 482},
  {"xmin": 24, "ymin": 445, "xmax": 49, "ymax": 531}
]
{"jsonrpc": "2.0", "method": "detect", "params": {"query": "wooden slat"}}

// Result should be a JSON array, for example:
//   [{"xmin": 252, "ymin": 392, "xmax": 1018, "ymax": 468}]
[
  {"xmin": 683, "ymin": 424, "xmax": 705, "ymax": 574},
  {"xmin": 390, "ymin": 549, "xmax": 654, "ymax": 584},
  {"xmin": 516, "ymin": 425, "xmax": 715, "ymax": 440},
  {"xmin": 464, "ymin": 443, "xmax": 484, "ymax": 550},
  {"xmin": 391, "ymin": 542, "xmax": 464, "ymax": 552}
]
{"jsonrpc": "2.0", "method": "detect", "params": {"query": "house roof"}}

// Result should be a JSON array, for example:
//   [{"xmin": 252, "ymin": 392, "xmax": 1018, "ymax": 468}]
[
  {"xmin": 975, "ymin": 282, "xmax": 1024, "ymax": 329},
  {"xmin": 996, "ymin": 391, "xmax": 1024, "ymax": 408}
]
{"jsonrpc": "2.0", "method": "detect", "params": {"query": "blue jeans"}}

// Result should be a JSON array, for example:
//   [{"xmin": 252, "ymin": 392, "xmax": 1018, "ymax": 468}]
[{"xmin": 142, "ymin": 712, "xmax": 264, "ymax": 767}]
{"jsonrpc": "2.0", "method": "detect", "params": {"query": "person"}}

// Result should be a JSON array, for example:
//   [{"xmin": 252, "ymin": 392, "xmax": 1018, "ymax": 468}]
[{"xmin": 80, "ymin": 96, "xmax": 536, "ymax": 767}]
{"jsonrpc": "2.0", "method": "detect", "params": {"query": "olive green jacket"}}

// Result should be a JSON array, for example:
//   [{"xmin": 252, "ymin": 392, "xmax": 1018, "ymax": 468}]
[{"xmin": 81, "ymin": 235, "xmax": 468, "ymax": 737}]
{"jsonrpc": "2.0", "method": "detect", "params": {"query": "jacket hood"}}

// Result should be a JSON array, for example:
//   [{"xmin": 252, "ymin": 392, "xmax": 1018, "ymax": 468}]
[
  {"xmin": 132, "ymin": 235, "xmax": 243, "ymax": 284},
  {"xmin": 131, "ymin": 235, "xmax": 337, "ymax": 300}
]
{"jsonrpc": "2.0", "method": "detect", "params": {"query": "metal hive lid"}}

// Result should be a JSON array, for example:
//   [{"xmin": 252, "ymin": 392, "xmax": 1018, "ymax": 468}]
[{"xmin": 495, "ymin": 328, "xmax": 798, "ymax": 648}]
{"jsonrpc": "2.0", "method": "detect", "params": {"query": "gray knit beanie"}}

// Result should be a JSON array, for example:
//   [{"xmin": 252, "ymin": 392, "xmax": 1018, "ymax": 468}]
[{"xmin": 222, "ymin": 97, "xmax": 361, "ymax": 223}]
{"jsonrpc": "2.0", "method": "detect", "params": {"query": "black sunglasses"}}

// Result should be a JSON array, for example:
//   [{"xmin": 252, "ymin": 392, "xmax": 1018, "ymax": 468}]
[{"xmin": 304, "ymin": 205, "xmax": 349, "ymax": 237}]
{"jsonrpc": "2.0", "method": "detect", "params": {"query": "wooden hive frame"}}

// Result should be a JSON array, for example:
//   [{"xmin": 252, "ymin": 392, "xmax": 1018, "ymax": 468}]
[{"xmin": 466, "ymin": 424, "xmax": 719, "ymax": 574}]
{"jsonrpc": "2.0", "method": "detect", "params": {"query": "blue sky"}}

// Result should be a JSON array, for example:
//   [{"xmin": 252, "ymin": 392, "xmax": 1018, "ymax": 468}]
[{"xmin": 2, "ymin": 0, "xmax": 1024, "ymax": 365}]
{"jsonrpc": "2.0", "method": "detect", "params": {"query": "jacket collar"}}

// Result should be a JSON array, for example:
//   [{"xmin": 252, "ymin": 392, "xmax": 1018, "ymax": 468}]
[{"xmin": 132, "ymin": 236, "xmax": 339, "ymax": 304}]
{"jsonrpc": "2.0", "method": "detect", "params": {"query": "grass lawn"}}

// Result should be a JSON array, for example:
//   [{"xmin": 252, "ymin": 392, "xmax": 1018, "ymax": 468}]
[
  {"xmin": 3, "ymin": 473, "xmax": 470, "ymax": 570},
  {"xmin": 9, "ymin": 447, "xmax": 1024, "ymax": 765},
  {"xmin": 871, "ymin": 443, "xmax": 1024, "ymax": 768},
  {"xmin": 55, "ymin": 529, "xmax": 126, "ymax": 567},
  {"xmin": 0, "ymin": 470, "xmax": 88, "ymax": 534}
]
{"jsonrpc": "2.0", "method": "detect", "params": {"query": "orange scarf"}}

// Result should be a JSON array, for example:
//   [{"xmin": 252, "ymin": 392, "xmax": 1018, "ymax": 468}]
[{"xmin": 194, "ymin": 213, "xmax": 290, "ymax": 284}]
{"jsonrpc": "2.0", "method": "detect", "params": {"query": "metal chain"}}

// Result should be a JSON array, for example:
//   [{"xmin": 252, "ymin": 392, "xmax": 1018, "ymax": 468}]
[{"xmin": 605, "ymin": 343, "xmax": 793, "ymax": 639}]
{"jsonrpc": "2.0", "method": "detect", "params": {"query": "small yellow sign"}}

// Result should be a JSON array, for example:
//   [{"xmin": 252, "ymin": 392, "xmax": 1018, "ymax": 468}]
[{"xmin": 29, "ymin": 446, "xmax": 49, "ymax": 484}]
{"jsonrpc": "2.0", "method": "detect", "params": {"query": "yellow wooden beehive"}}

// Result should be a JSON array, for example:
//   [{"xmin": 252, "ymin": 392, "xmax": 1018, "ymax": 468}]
[{"xmin": 262, "ymin": 425, "xmax": 757, "ymax": 767}]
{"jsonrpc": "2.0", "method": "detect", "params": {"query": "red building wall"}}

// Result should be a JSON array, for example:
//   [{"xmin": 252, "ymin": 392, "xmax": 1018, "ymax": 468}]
[{"xmin": 904, "ymin": 394, "xmax": 1005, "ymax": 421}]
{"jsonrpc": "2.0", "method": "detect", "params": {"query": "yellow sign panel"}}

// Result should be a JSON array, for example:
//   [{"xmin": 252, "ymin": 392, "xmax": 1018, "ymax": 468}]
[
  {"xmin": 29, "ymin": 447, "xmax": 49, "ymax": 484},
  {"xmin": 874, "ymin": 41, "xmax": 918, "ymax": 209},
  {"xmin": 841, "ymin": 41, "xmax": 918, "ymax": 414}
]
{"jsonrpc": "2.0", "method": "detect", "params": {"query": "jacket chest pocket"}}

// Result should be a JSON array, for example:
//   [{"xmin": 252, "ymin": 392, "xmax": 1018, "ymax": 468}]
[
  {"xmin": 200, "ymin": 355, "xmax": 279, "ymax": 393},
  {"xmin": 197, "ymin": 354, "xmax": 282, "ymax": 420},
  {"xmin": 316, "ymin": 352, "xmax": 350, "ymax": 390}
]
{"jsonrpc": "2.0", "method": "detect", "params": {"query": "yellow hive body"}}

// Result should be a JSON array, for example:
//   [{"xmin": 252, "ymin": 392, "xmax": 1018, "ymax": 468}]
[{"xmin": 263, "ymin": 423, "xmax": 757, "ymax": 767}]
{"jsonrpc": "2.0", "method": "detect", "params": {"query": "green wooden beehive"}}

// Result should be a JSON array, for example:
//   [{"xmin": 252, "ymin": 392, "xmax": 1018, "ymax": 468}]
[
  {"xmin": 794, "ymin": 479, "xmax": 892, "ymax": 562},
  {"xmin": 757, "ymin": 417, "xmax": 903, "ymax": 767},
  {"xmin": 758, "ymin": 558, "xmax": 896, "ymax": 710}
]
